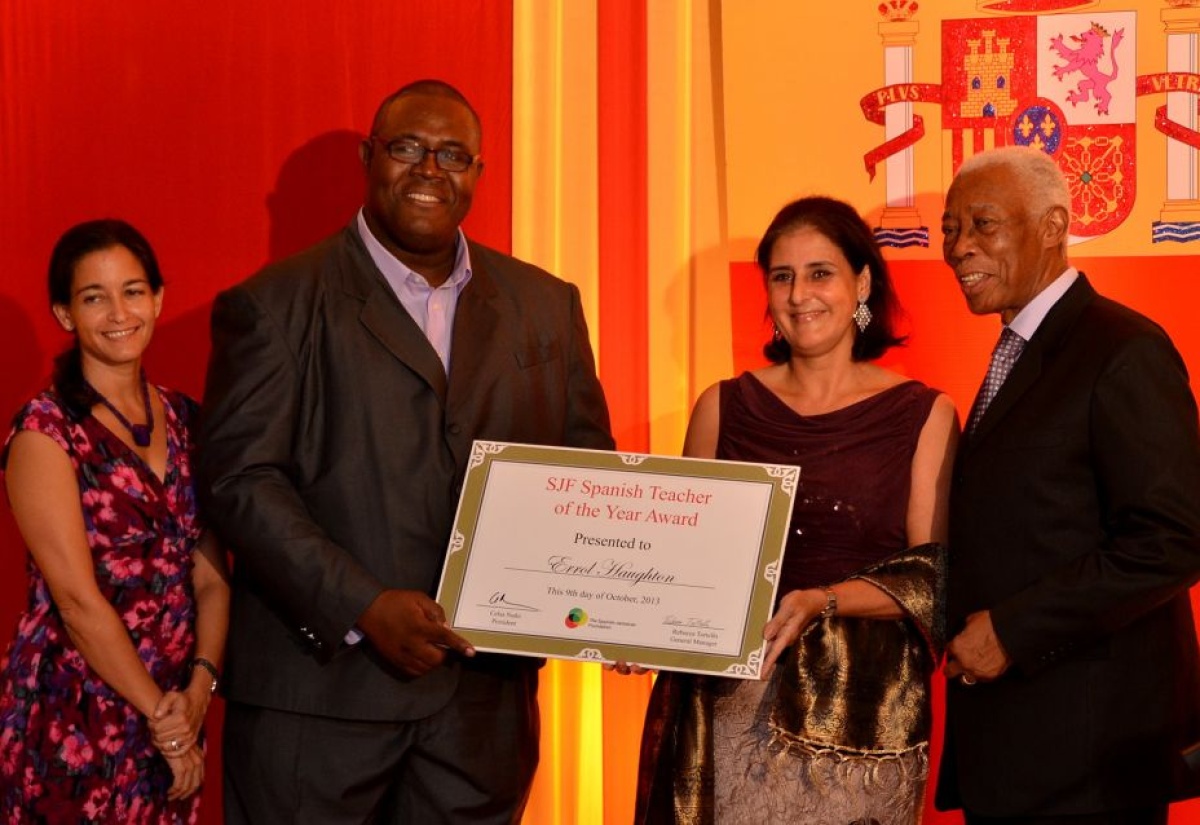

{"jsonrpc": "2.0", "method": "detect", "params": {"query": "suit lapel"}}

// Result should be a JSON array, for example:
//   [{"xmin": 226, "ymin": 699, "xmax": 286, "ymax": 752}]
[
  {"xmin": 965, "ymin": 275, "xmax": 1096, "ymax": 448},
  {"xmin": 338, "ymin": 222, "xmax": 449, "ymax": 400},
  {"xmin": 447, "ymin": 242, "xmax": 501, "ymax": 414}
]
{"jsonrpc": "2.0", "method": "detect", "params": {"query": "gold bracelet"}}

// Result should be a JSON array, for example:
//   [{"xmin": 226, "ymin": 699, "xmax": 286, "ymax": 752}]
[{"xmin": 819, "ymin": 586, "xmax": 838, "ymax": 619}]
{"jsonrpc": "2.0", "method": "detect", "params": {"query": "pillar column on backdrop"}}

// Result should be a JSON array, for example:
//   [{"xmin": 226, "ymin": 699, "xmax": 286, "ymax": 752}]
[
  {"xmin": 877, "ymin": 5, "xmax": 924, "ymax": 232},
  {"xmin": 1160, "ymin": 2, "xmax": 1200, "ymax": 228}
]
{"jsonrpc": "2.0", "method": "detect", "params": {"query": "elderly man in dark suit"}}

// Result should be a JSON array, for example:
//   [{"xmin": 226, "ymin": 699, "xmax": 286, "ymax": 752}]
[
  {"xmin": 935, "ymin": 146, "xmax": 1200, "ymax": 824},
  {"xmin": 199, "ymin": 79, "xmax": 613, "ymax": 824}
]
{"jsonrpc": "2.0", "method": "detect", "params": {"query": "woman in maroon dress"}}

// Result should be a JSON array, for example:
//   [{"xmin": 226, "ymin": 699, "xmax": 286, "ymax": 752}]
[
  {"xmin": 635, "ymin": 197, "xmax": 959, "ymax": 823},
  {"xmin": 0, "ymin": 220, "xmax": 229, "ymax": 823}
]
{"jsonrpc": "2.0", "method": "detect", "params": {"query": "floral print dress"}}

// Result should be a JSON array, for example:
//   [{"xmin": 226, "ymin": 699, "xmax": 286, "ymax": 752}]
[{"xmin": 0, "ymin": 388, "xmax": 203, "ymax": 824}]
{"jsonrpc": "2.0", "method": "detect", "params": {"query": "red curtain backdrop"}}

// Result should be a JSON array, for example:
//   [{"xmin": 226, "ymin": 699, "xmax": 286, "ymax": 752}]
[{"xmin": 0, "ymin": 3, "xmax": 513, "ymax": 821}]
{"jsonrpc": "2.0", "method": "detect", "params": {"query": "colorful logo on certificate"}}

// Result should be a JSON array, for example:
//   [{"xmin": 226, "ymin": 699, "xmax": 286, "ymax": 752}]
[{"xmin": 565, "ymin": 608, "xmax": 588, "ymax": 629}]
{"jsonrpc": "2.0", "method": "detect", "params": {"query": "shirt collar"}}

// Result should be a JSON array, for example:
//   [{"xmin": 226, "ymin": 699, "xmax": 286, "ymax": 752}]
[
  {"xmin": 355, "ymin": 208, "xmax": 472, "ymax": 292},
  {"xmin": 1006, "ymin": 267, "xmax": 1078, "ymax": 342}
]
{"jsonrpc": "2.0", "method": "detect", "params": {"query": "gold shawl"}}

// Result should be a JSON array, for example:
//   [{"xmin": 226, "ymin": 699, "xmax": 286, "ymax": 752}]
[{"xmin": 634, "ymin": 542, "xmax": 945, "ymax": 824}]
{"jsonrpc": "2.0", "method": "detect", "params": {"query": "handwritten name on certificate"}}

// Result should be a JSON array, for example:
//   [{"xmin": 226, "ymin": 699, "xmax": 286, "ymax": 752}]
[{"xmin": 436, "ymin": 441, "xmax": 798, "ymax": 679}]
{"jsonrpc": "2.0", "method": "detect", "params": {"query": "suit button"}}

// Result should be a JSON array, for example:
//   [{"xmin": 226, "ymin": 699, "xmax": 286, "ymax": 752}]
[{"xmin": 299, "ymin": 626, "xmax": 323, "ymax": 649}]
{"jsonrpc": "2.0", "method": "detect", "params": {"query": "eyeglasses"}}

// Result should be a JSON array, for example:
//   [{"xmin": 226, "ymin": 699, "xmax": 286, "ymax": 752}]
[{"xmin": 370, "ymin": 137, "xmax": 479, "ymax": 172}]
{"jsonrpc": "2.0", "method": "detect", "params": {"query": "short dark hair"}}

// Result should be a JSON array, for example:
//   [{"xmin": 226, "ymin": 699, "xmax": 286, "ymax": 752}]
[
  {"xmin": 369, "ymin": 79, "xmax": 481, "ymax": 139},
  {"xmin": 755, "ymin": 196, "xmax": 905, "ymax": 363},
  {"xmin": 48, "ymin": 219, "xmax": 164, "ymax": 415}
]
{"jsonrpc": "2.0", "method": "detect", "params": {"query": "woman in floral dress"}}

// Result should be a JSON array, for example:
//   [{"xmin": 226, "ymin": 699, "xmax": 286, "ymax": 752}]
[{"xmin": 0, "ymin": 219, "xmax": 229, "ymax": 823}]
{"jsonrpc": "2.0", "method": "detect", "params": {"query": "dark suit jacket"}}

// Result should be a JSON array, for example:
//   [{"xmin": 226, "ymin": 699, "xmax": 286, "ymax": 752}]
[
  {"xmin": 199, "ymin": 221, "xmax": 613, "ymax": 721},
  {"xmin": 937, "ymin": 275, "xmax": 1200, "ymax": 815}
]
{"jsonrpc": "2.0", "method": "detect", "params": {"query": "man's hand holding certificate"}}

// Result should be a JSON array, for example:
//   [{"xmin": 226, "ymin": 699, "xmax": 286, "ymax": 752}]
[{"xmin": 436, "ymin": 441, "xmax": 798, "ymax": 679}]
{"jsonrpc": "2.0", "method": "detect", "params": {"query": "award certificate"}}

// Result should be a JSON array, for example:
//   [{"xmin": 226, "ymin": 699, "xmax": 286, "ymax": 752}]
[{"xmin": 435, "ymin": 441, "xmax": 798, "ymax": 679}]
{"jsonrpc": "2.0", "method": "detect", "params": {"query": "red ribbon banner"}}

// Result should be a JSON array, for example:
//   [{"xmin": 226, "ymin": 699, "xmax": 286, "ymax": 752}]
[
  {"xmin": 860, "ymin": 83, "xmax": 944, "ymax": 180},
  {"xmin": 1137, "ymin": 73, "xmax": 1200, "ymax": 151}
]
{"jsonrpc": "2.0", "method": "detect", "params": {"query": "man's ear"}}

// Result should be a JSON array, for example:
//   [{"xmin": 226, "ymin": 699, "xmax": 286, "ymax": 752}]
[
  {"xmin": 1043, "ymin": 205, "xmax": 1069, "ymax": 248},
  {"xmin": 359, "ymin": 139, "xmax": 372, "ymax": 169}
]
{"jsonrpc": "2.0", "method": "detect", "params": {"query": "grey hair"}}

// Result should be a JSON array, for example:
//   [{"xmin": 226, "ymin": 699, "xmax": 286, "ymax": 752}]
[{"xmin": 956, "ymin": 146, "xmax": 1071, "ymax": 219}]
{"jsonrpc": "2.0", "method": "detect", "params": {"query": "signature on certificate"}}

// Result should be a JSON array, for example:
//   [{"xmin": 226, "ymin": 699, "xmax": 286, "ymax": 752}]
[
  {"xmin": 662, "ymin": 615, "xmax": 714, "ymax": 629},
  {"xmin": 489, "ymin": 592, "xmax": 539, "ymax": 612}
]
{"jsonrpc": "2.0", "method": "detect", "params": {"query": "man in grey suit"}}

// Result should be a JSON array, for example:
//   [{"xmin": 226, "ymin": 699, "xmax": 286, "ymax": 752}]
[
  {"xmin": 936, "ymin": 146, "xmax": 1200, "ymax": 823},
  {"xmin": 200, "ymin": 79, "xmax": 613, "ymax": 824}
]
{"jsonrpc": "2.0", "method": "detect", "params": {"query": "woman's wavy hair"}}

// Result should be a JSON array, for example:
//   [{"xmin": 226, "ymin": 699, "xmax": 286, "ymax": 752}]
[
  {"xmin": 755, "ymin": 196, "xmax": 905, "ymax": 363},
  {"xmin": 48, "ymin": 219, "xmax": 164, "ymax": 417}
]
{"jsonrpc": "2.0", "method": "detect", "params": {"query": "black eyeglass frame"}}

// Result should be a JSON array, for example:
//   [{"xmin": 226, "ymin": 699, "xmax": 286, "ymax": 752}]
[{"xmin": 368, "ymin": 136, "xmax": 481, "ymax": 173}]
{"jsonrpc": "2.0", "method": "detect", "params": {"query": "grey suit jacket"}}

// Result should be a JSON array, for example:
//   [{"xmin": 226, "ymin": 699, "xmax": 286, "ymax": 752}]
[
  {"xmin": 937, "ymin": 275, "xmax": 1200, "ymax": 815},
  {"xmin": 199, "ymin": 220, "xmax": 613, "ymax": 720}
]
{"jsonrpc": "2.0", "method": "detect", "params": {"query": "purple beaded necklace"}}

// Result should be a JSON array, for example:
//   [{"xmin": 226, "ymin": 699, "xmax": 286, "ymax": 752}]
[{"xmin": 89, "ymin": 370, "xmax": 154, "ymax": 447}]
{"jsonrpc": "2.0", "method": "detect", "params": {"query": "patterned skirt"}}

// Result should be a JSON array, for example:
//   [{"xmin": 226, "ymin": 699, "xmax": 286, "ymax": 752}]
[{"xmin": 710, "ymin": 676, "xmax": 927, "ymax": 825}]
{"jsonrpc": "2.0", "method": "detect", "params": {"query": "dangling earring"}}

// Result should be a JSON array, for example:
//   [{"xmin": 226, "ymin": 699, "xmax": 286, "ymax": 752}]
[
  {"xmin": 854, "ymin": 300, "xmax": 872, "ymax": 333},
  {"xmin": 772, "ymin": 324, "xmax": 783, "ymax": 341}
]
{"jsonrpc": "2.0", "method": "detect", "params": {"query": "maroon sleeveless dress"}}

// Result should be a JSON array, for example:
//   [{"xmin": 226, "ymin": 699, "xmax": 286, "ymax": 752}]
[
  {"xmin": 718, "ymin": 373, "xmax": 936, "ymax": 593},
  {"xmin": 636, "ymin": 373, "xmax": 944, "ymax": 825}
]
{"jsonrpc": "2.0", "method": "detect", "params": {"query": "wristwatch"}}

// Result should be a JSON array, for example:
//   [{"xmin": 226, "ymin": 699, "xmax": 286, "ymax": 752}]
[{"xmin": 191, "ymin": 657, "xmax": 220, "ymax": 694}]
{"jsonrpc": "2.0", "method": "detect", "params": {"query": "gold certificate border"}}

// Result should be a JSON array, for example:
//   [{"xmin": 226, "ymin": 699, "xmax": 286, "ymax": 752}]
[{"xmin": 436, "ymin": 441, "xmax": 798, "ymax": 678}]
